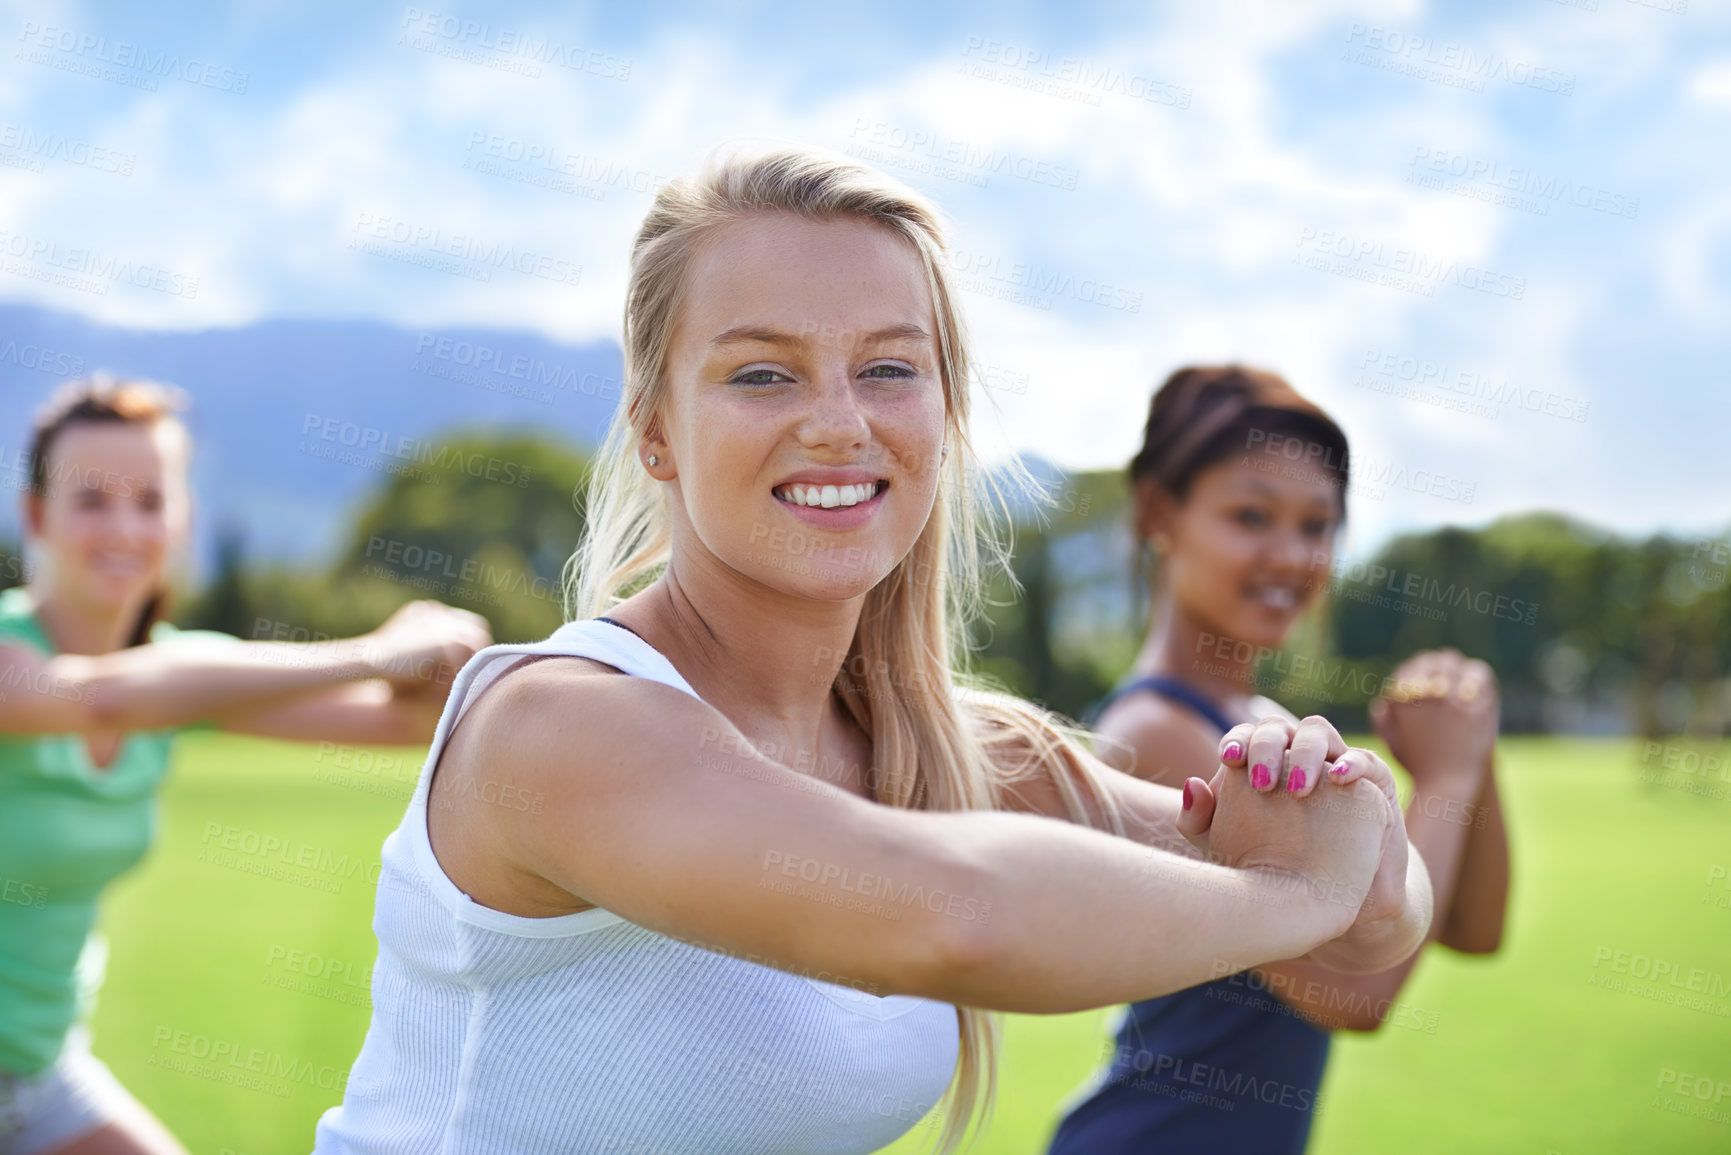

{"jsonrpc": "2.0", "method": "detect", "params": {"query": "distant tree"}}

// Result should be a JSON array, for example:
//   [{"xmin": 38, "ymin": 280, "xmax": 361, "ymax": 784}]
[
  {"xmin": 971, "ymin": 469, "xmax": 1731, "ymax": 738},
  {"xmin": 968, "ymin": 468, "xmax": 1133, "ymax": 721},
  {"xmin": 177, "ymin": 430, "xmax": 593, "ymax": 647},
  {"xmin": 160, "ymin": 442, "xmax": 1731, "ymax": 738},
  {"xmin": 0, "ymin": 539, "xmax": 26, "ymax": 593},
  {"xmin": 323, "ymin": 432, "xmax": 592, "ymax": 644},
  {"xmin": 177, "ymin": 523, "xmax": 252, "ymax": 637}
]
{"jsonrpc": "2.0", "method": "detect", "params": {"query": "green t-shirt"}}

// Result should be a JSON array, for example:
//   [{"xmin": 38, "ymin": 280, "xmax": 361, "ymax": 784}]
[{"xmin": 0, "ymin": 586, "xmax": 237, "ymax": 1074}]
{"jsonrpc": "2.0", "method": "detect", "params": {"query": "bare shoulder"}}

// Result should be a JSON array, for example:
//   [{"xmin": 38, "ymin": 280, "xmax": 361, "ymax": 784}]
[
  {"xmin": 444, "ymin": 653, "xmax": 708, "ymax": 788},
  {"xmin": 1092, "ymin": 690, "xmax": 1223, "ymax": 788},
  {"xmin": 427, "ymin": 652, "xmax": 727, "ymax": 918},
  {"xmin": 459, "ymin": 652, "xmax": 631, "ymax": 723}
]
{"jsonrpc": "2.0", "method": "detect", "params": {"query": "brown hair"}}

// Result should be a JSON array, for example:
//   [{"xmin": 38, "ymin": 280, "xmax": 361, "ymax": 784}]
[
  {"xmin": 26, "ymin": 373, "xmax": 192, "ymax": 648},
  {"xmin": 1130, "ymin": 364, "xmax": 1350, "ymax": 513}
]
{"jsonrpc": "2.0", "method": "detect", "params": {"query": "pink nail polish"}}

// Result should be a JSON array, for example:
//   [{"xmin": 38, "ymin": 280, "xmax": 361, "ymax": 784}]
[
  {"xmin": 1182, "ymin": 781, "xmax": 1194, "ymax": 811},
  {"xmin": 1287, "ymin": 769, "xmax": 1307, "ymax": 792},
  {"xmin": 1222, "ymin": 742, "xmax": 1243, "ymax": 762},
  {"xmin": 1251, "ymin": 764, "xmax": 1272, "ymax": 789},
  {"xmin": 1329, "ymin": 762, "xmax": 1349, "ymax": 777}
]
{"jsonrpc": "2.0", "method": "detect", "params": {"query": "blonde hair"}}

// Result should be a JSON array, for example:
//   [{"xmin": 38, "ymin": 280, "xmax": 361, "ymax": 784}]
[{"xmin": 564, "ymin": 141, "xmax": 1126, "ymax": 1152}]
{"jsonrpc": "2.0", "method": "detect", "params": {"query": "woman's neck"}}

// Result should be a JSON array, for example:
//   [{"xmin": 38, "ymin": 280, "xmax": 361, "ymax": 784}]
[
  {"xmin": 26, "ymin": 584, "xmax": 142, "ymax": 655},
  {"xmin": 1134, "ymin": 596, "xmax": 1263, "ymax": 709},
  {"xmin": 619, "ymin": 555, "xmax": 869, "ymax": 765}
]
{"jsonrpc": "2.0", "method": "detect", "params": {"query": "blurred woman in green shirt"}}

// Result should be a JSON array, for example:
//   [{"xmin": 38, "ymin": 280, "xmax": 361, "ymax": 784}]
[{"xmin": 0, "ymin": 376, "xmax": 491, "ymax": 1155}]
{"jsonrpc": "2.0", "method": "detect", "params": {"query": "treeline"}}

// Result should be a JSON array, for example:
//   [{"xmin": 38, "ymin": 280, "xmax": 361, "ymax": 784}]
[
  {"xmin": 203, "ymin": 432, "xmax": 591, "ymax": 647},
  {"xmin": 977, "ymin": 471, "xmax": 1731, "ymax": 736},
  {"xmin": 2, "ymin": 436, "xmax": 1725, "ymax": 737},
  {"xmin": 0, "ymin": 432, "xmax": 588, "ymax": 653}
]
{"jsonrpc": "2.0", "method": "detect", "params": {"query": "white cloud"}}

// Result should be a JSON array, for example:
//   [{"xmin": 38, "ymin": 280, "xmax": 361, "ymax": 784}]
[
  {"xmin": 0, "ymin": 1, "xmax": 1722, "ymax": 543},
  {"xmin": 1691, "ymin": 59, "xmax": 1731, "ymax": 105}
]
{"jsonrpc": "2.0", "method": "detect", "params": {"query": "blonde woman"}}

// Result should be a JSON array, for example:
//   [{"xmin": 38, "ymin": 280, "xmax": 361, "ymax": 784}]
[{"xmin": 312, "ymin": 144, "xmax": 1433, "ymax": 1155}]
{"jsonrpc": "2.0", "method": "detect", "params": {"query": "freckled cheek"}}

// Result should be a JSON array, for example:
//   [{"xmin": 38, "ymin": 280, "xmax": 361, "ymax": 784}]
[
  {"xmin": 875, "ymin": 403, "xmax": 945, "ymax": 481},
  {"xmin": 886, "ymin": 448, "xmax": 943, "ymax": 517}
]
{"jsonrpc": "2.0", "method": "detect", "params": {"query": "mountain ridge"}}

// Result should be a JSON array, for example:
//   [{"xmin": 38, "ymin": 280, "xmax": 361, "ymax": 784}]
[{"xmin": 0, "ymin": 303, "xmax": 625, "ymax": 575}]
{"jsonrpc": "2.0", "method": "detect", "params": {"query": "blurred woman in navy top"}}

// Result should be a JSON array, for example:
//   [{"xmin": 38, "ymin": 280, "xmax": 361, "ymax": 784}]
[{"xmin": 1048, "ymin": 365, "xmax": 1510, "ymax": 1154}]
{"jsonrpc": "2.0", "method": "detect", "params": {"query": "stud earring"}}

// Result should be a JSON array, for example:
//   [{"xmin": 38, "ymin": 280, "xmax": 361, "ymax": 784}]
[
  {"xmin": 940, "ymin": 443, "xmax": 948, "ymax": 458},
  {"xmin": 647, "ymin": 454, "xmax": 659, "ymax": 467}
]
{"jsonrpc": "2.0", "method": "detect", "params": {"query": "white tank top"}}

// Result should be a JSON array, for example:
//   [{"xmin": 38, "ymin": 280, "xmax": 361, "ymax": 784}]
[{"xmin": 312, "ymin": 618, "xmax": 961, "ymax": 1154}]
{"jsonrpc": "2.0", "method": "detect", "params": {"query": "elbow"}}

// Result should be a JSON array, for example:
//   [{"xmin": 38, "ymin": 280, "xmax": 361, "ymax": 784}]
[
  {"xmin": 896, "ymin": 859, "xmax": 1003, "ymax": 1004},
  {"xmin": 1319, "ymin": 990, "xmax": 1403, "ymax": 1033},
  {"xmin": 1334, "ymin": 1012, "xmax": 1386, "ymax": 1034},
  {"xmin": 919, "ymin": 910, "xmax": 1000, "ymax": 1003},
  {"xmin": 1455, "ymin": 916, "xmax": 1506, "ymax": 954},
  {"xmin": 1443, "ymin": 925, "xmax": 1505, "ymax": 955},
  {"xmin": 85, "ymin": 693, "xmax": 126, "ymax": 731},
  {"xmin": 84, "ymin": 680, "xmax": 136, "ymax": 730},
  {"xmin": 1440, "ymin": 898, "xmax": 1509, "ymax": 955}
]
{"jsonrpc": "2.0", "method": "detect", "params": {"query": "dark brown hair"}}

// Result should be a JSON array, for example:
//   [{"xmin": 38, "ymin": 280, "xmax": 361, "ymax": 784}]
[
  {"xmin": 1129, "ymin": 364, "xmax": 1350, "ymax": 516},
  {"xmin": 27, "ymin": 373, "xmax": 192, "ymax": 648}
]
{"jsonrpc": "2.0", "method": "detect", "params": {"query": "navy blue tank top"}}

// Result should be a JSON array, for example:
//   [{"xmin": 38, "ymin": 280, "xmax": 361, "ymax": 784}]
[{"xmin": 1049, "ymin": 675, "xmax": 1332, "ymax": 1155}]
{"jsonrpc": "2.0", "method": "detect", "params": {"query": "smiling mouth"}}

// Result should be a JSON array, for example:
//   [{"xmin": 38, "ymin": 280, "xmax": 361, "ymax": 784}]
[
  {"xmin": 773, "ymin": 480, "xmax": 889, "ymax": 509},
  {"xmin": 1247, "ymin": 585, "xmax": 1301, "ymax": 611},
  {"xmin": 92, "ymin": 552, "xmax": 148, "ymax": 574}
]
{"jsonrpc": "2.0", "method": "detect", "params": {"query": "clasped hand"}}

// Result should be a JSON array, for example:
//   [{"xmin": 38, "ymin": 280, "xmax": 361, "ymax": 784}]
[{"xmin": 1176, "ymin": 714, "xmax": 1412, "ymax": 948}]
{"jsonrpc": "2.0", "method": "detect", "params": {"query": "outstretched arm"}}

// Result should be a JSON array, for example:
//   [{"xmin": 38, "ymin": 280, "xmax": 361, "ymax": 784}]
[
  {"xmin": 1200, "ymin": 716, "xmax": 1432, "ymax": 975},
  {"xmin": 1245, "ymin": 649, "xmax": 1508, "ymax": 1029},
  {"xmin": 1437, "ymin": 754, "xmax": 1508, "ymax": 953},
  {"xmin": 437, "ymin": 659, "xmax": 1393, "ymax": 1014},
  {"xmin": 1083, "ymin": 696, "xmax": 1431, "ymax": 981},
  {"xmin": 1385, "ymin": 649, "xmax": 1508, "ymax": 958},
  {"xmin": 0, "ymin": 600, "xmax": 488, "ymax": 736},
  {"xmin": 209, "ymin": 679, "xmax": 448, "ymax": 745},
  {"xmin": 1232, "ymin": 768, "xmax": 1479, "ymax": 1029}
]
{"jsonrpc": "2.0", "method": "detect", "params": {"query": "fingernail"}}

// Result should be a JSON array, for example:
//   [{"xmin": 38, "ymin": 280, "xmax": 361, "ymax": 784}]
[
  {"xmin": 1251, "ymin": 764, "xmax": 1272, "ymax": 789},
  {"xmin": 1222, "ymin": 742, "xmax": 1243, "ymax": 762},
  {"xmin": 1329, "ymin": 762, "xmax": 1350, "ymax": 777},
  {"xmin": 1182, "ymin": 781, "xmax": 1194, "ymax": 810},
  {"xmin": 1287, "ymin": 769, "xmax": 1307, "ymax": 792}
]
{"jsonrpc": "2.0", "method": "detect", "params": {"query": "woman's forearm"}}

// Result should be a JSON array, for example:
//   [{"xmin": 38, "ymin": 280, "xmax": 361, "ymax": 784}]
[
  {"xmin": 1300, "ymin": 849, "xmax": 1431, "ymax": 974},
  {"xmin": 1107, "ymin": 741, "xmax": 1433, "ymax": 983},
  {"xmin": 925, "ymin": 807, "xmax": 1362, "ymax": 1013},
  {"xmin": 498, "ymin": 672, "xmax": 1383, "ymax": 1017},
  {"xmin": 1438, "ymin": 766, "xmax": 1509, "ymax": 952},
  {"xmin": 212, "ymin": 679, "xmax": 447, "ymax": 745},
  {"xmin": 53, "ymin": 638, "xmax": 392, "ymax": 731},
  {"xmin": 1258, "ymin": 767, "xmax": 1494, "ymax": 1027}
]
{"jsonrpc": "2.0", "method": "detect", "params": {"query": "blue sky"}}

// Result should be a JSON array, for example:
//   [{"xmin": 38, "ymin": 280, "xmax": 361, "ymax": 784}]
[{"xmin": 1, "ymin": 0, "xmax": 1726, "ymax": 558}]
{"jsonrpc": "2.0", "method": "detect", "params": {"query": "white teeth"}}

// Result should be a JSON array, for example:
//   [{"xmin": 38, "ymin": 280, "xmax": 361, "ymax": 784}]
[
  {"xmin": 95, "ymin": 554, "xmax": 144, "ymax": 571},
  {"xmin": 777, "ymin": 482, "xmax": 879, "ymax": 509}
]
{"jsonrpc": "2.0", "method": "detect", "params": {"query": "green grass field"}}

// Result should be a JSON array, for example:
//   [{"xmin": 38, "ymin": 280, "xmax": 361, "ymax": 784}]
[{"xmin": 87, "ymin": 734, "xmax": 1731, "ymax": 1154}]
